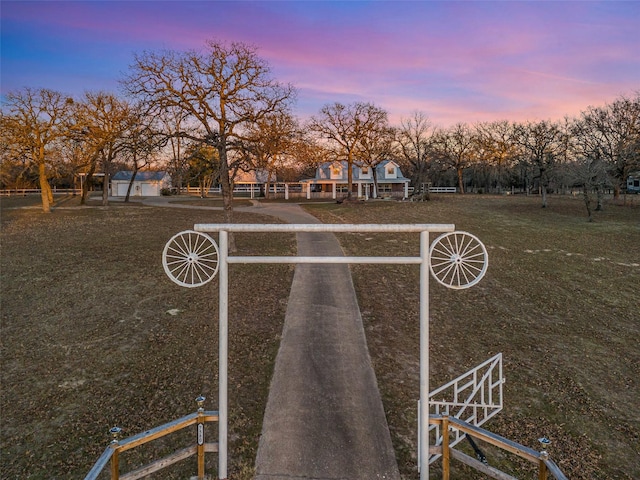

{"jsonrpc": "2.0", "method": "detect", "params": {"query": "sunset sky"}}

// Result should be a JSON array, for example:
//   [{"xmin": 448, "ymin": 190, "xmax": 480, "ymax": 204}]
[{"xmin": 2, "ymin": 1, "xmax": 639, "ymax": 126}]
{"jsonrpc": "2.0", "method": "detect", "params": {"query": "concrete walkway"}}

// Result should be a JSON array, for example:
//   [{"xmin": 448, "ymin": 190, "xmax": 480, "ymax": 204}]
[
  {"xmin": 249, "ymin": 204, "xmax": 399, "ymax": 480},
  {"xmin": 142, "ymin": 198, "xmax": 400, "ymax": 479}
]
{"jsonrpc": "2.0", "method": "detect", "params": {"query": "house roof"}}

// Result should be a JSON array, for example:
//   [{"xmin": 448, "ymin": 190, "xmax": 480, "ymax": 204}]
[
  {"xmin": 112, "ymin": 171, "xmax": 169, "ymax": 181},
  {"xmin": 233, "ymin": 169, "xmax": 269, "ymax": 183}
]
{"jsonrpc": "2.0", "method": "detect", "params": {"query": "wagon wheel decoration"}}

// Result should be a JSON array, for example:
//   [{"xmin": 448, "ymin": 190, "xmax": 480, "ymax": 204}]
[
  {"xmin": 429, "ymin": 231, "xmax": 488, "ymax": 290},
  {"xmin": 162, "ymin": 230, "xmax": 220, "ymax": 288}
]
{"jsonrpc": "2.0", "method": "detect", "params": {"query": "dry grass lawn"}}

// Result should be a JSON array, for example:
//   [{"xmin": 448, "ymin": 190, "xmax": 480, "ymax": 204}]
[{"xmin": 1, "ymin": 193, "xmax": 638, "ymax": 479}]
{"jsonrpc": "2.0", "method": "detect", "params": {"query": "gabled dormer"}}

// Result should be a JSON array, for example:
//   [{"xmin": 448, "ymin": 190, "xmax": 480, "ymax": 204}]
[
  {"xmin": 329, "ymin": 162, "xmax": 344, "ymax": 180},
  {"xmin": 358, "ymin": 165, "xmax": 372, "ymax": 180},
  {"xmin": 383, "ymin": 160, "xmax": 399, "ymax": 179}
]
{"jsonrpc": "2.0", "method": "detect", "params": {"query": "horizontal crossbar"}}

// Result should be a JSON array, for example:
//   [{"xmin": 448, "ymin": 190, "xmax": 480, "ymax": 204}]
[
  {"xmin": 227, "ymin": 255, "xmax": 423, "ymax": 264},
  {"xmin": 194, "ymin": 223, "xmax": 455, "ymax": 233}
]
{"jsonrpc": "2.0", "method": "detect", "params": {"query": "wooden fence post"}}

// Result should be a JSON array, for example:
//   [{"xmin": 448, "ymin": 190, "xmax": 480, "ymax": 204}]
[
  {"xmin": 538, "ymin": 451, "xmax": 549, "ymax": 480},
  {"xmin": 538, "ymin": 437, "xmax": 550, "ymax": 480},
  {"xmin": 109, "ymin": 427, "xmax": 121, "ymax": 480},
  {"xmin": 196, "ymin": 396, "xmax": 206, "ymax": 479},
  {"xmin": 442, "ymin": 415, "xmax": 450, "ymax": 480},
  {"xmin": 196, "ymin": 395, "xmax": 206, "ymax": 480}
]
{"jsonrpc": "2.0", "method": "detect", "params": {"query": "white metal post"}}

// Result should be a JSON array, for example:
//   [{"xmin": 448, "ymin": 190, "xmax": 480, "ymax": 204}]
[
  {"xmin": 419, "ymin": 230, "xmax": 430, "ymax": 479},
  {"xmin": 218, "ymin": 230, "xmax": 228, "ymax": 479}
]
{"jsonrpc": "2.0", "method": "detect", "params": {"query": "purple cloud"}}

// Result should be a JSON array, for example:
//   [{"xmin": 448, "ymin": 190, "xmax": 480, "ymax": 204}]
[{"xmin": 2, "ymin": 1, "xmax": 638, "ymax": 126}]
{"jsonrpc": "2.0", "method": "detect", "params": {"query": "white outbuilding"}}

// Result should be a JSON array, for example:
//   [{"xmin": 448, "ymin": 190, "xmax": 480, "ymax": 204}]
[{"xmin": 111, "ymin": 171, "xmax": 172, "ymax": 197}]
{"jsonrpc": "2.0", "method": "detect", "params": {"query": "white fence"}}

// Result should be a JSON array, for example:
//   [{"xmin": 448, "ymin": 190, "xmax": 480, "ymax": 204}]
[
  {"xmin": 429, "ymin": 186, "xmax": 457, "ymax": 193},
  {"xmin": 0, "ymin": 188, "xmax": 81, "ymax": 197}
]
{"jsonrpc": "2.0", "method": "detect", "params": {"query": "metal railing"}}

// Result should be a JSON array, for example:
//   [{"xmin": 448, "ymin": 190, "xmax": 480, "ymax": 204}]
[
  {"xmin": 85, "ymin": 398, "xmax": 218, "ymax": 480},
  {"xmin": 427, "ymin": 353, "xmax": 505, "ymax": 462},
  {"xmin": 430, "ymin": 415, "xmax": 568, "ymax": 480},
  {"xmin": 83, "ymin": 406, "xmax": 567, "ymax": 480}
]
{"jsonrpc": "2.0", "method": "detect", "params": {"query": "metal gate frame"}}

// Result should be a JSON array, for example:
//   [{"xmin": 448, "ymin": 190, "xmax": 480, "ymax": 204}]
[{"xmin": 190, "ymin": 222, "xmax": 466, "ymax": 479}]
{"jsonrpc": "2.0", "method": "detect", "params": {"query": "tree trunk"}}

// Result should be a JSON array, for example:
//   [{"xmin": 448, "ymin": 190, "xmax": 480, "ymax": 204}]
[
  {"xmin": 38, "ymin": 162, "xmax": 51, "ymax": 213},
  {"xmin": 218, "ymin": 141, "xmax": 236, "ymax": 252},
  {"xmin": 372, "ymin": 168, "xmax": 379, "ymax": 199},
  {"xmin": 81, "ymin": 161, "xmax": 96, "ymax": 205},
  {"xmin": 540, "ymin": 168, "xmax": 548, "ymax": 208},
  {"xmin": 346, "ymin": 153, "xmax": 353, "ymax": 199},
  {"xmin": 595, "ymin": 186, "xmax": 603, "ymax": 211},
  {"xmin": 456, "ymin": 167, "xmax": 465, "ymax": 194},
  {"xmin": 102, "ymin": 172, "xmax": 110, "ymax": 206},
  {"xmin": 124, "ymin": 171, "xmax": 137, "ymax": 202},
  {"xmin": 613, "ymin": 184, "xmax": 621, "ymax": 201},
  {"xmin": 45, "ymin": 180, "xmax": 54, "ymax": 205},
  {"xmin": 125, "ymin": 160, "xmax": 139, "ymax": 203},
  {"xmin": 265, "ymin": 171, "xmax": 273, "ymax": 200},
  {"xmin": 582, "ymin": 186, "xmax": 593, "ymax": 222}
]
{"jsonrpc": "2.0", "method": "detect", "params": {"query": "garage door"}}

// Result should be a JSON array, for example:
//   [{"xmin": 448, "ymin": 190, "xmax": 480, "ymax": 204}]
[
  {"xmin": 116, "ymin": 183, "xmax": 130, "ymax": 197},
  {"xmin": 141, "ymin": 183, "xmax": 158, "ymax": 196}
]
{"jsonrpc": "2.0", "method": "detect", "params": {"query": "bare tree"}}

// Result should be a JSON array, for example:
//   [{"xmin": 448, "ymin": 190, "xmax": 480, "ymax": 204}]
[
  {"xmin": 396, "ymin": 111, "xmax": 434, "ymax": 193},
  {"xmin": 157, "ymin": 105, "xmax": 191, "ymax": 193},
  {"xmin": 474, "ymin": 120, "xmax": 519, "ymax": 193},
  {"xmin": 513, "ymin": 120, "xmax": 567, "ymax": 208},
  {"xmin": 0, "ymin": 112, "xmax": 35, "ymax": 189},
  {"xmin": 568, "ymin": 117, "xmax": 610, "ymax": 220},
  {"xmin": 358, "ymin": 122, "xmax": 395, "ymax": 199},
  {"xmin": 285, "ymin": 132, "xmax": 327, "ymax": 181},
  {"xmin": 242, "ymin": 111, "xmax": 299, "ymax": 198},
  {"xmin": 580, "ymin": 94, "xmax": 640, "ymax": 202},
  {"xmin": 2, "ymin": 88, "xmax": 73, "ymax": 212},
  {"xmin": 308, "ymin": 101, "xmax": 388, "ymax": 200},
  {"xmin": 73, "ymin": 92, "xmax": 136, "ymax": 206},
  {"xmin": 432, "ymin": 123, "xmax": 476, "ymax": 194},
  {"xmin": 123, "ymin": 39, "xmax": 296, "ymax": 228},
  {"xmin": 121, "ymin": 104, "xmax": 166, "ymax": 202}
]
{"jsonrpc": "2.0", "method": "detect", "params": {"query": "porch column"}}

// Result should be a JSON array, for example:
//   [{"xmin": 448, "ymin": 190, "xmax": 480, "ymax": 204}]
[
  {"xmin": 404, "ymin": 182, "xmax": 409, "ymax": 199},
  {"xmin": 332, "ymin": 183, "xmax": 336, "ymax": 200},
  {"xmin": 284, "ymin": 183, "xmax": 289, "ymax": 200},
  {"xmin": 357, "ymin": 183, "xmax": 362, "ymax": 198},
  {"xmin": 307, "ymin": 183, "xmax": 311, "ymax": 200}
]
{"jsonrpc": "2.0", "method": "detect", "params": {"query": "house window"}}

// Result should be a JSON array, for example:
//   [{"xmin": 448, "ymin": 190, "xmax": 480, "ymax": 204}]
[
  {"xmin": 336, "ymin": 184, "xmax": 349, "ymax": 193},
  {"xmin": 330, "ymin": 165, "xmax": 342, "ymax": 179},
  {"xmin": 361, "ymin": 167, "xmax": 369, "ymax": 175},
  {"xmin": 385, "ymin": 163, "xmax": 398, "ymax": 179},
  {"xmin": 378, "ymin": 184, "xmax": 392, "ymax": 193}
]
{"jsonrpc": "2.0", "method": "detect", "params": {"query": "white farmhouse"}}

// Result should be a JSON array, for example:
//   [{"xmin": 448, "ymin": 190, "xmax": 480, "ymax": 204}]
[{"xmin": 301, "ymin": 160, "xmax": 410, "ymax": 200}]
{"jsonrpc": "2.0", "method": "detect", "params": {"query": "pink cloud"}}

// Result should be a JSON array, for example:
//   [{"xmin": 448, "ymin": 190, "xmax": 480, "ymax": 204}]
[{"xmin": 3, "ymin": 1, "xmax": 638, "ymax": 126}]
